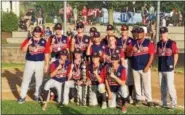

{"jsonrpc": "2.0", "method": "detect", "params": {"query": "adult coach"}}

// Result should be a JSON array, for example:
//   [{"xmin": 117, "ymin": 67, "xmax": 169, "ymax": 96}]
[
  {"xmin": 18, "ymin": 26, "xmax": 50, "ymax": 104},
  {"xmin": 131, "ymin": 27, "xmax": 154, "ymax": 106},
  {"xmin": 157, "ymin": 27, "xmax": 178, "ymax": 109}
]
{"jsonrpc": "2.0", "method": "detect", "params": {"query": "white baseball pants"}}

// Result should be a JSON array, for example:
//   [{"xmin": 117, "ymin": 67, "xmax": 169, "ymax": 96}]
[{"xmin": 20, "ymin": 60, "xmax": 44, "ymax": 98}]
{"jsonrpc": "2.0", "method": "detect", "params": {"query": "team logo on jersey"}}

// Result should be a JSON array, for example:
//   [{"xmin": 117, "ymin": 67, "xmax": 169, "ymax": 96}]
[
  {"xmin": 128, "ymin": 40, "xmax": 131, "ymax": 43},
  {"xmin": 42, "ymin": 40, "xmax": 45, "ymax": 44},
  {"xmin": 116, "ymin": 50, "xmax": 119, "ymax": 53},
  {"xmin": 63, "ymin": 40, "xmax": 66, "ymax": 43},
  {"xmin": 102, "ymin": 46, "xmax": 105, "ymax": 49}
]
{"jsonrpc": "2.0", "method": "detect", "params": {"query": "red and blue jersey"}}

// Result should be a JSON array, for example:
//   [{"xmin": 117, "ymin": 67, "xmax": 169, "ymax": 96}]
[
  {"xmin": 87, "ymin": 63, "xmax": 106, "ymax": 85},
  {"xmin": 131, "ymin": 38, "xmax": 155, "ymax": 70},
  {"xmin": 90, "ymin": 43, "xmax": 106, "ymax": 57},
  {"xmin": 71, "ymin": 60, "xmax": 82, "ymax": 81},
  {"xmin": 74, "ymin": 35, "xmax": 90, "ymax": 51},
  {"xmin": 116, "ymin": 36, "xmax": 135, "ymax": 59},
  {"xmin": 50, "ymin": 59, "xmax": 71, "ymax": 82},
  {"xmin": 157, "ymin": 39, "xmax": 178, "ymax": 72},
  {"xmin": 105, "ymin": 64, "xmax": 126, "ymax": 92},
  {"xmin": 49, "ymin": 35, "xmax": 69, "ymax": 58},
  {"xmin": 20, "ymin": 37, "xmax": 50, "ymax": 61}
]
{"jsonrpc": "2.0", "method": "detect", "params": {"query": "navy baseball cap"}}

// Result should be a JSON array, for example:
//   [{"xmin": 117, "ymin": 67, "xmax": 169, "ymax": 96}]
[
  {"xmin": 76, "ymin": 22, "xmax": 84, "ymax": 29},
  {"xmin": 137, "ymin": 27, "xmax": 144, "ymax": 33},
  {"xmin": 93, "ymin": 31, "xmax": 100, "ymax": 38},
  {"xmin": 121, "ymin": 24, "xmax": 129, "ymax": 31},
  {"xmin": 111, "ymin": 54, "xmax": 120, "ymax": 60},
  {"xmin": 54, "ymin": 23, "xmax": 62, "ymax": 30},
  {"xmin": 74, "ymin": 48, "xmax": 82, "ymax": 54},
  {"xmin": 107, "ymin": 24, "xmax": 114, "ymax": 31},
  {"xmin": 89, "ymin": 27, "xmax": 97, "ymax": 33},
  {"xmin": 92, "ymin": 52, "xmax": 100, "ymax": 58},
  {"xmin": 160, "ymin": 27, "xmax": 168, "ymax": 34},
  {"xmin": 33, "ymin": 26, "xmax": 42, "ymax": 33},
  {"xmin": 59, "ymin": 49, "xmax": 68, "ymax": 56}
]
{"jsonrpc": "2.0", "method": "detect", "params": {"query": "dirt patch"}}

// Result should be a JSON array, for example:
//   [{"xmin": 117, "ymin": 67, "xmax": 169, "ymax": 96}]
[
  {"xmin": 2, "ymin": 32, "xmax": 12, "ymax": 39},
  {"xmin": 1, "ymin": 68, "xmax": 184, "ymax": 106}
]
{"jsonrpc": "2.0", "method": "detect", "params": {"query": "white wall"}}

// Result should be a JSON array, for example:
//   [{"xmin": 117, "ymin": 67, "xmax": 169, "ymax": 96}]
[{"xmin": 2, "ymin": 1, "xmax": 20, "ymax": 17}]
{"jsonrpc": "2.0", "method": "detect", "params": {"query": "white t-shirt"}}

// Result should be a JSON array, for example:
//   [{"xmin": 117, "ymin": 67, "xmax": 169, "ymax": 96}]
[
  {"xmin": 162, "ymin": 18, "xmax": 166, "ymax": 27},
  {"xmin": 54, "ymin": 18, "xmax": 58, "ymax": 24}
]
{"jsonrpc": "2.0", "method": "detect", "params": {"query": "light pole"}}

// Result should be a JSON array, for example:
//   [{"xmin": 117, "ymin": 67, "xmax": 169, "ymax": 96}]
[
  {"xmin": 63, "ymin": 0, "xmax": 67, "ymax": 35},
  {"xmin": 156, "ymin": 1, "xmax": 160, "ymax": 44}
]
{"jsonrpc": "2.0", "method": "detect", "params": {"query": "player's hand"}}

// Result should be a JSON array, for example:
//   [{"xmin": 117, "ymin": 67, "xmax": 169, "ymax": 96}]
[
  {"xmin": 86, "ymin": 80, "xmax": 91, "ymax": 86},
  {"xmin": 71, "ymin": 63, "xmax": 74, "ymax": 69},
  {"xmin": 133, "ymin": 45, "xmax": 138, "ymax": 52},
  {"xmin": 108, "ymin": 92, "xmax": 113, "ymax": 100},
  {"xmin": 77, "ymin": 80, "xmax": 83, "ymax": 86},
  {"xmin": 89, "ymin": 40, "xmax": 93, "ymax": 46},
  {"xmin": 57, "ymin": 64, "xmax": 62, "ymax": 70},
  {"xmin": 71, "ymin": 38, "xmax": 75, "ymax": 44},
  {"xmin": 44, "ymin": 64, "xmax": 49, "ymax": 73},
  {"xmin": 143, "ymin": 66, "xmax": 149, "ymax": 73},
  {"xmin": 28, "ymin": 39, "xmax": 33, "ymax": 45},
  {"xmin": 109, "ymin": 72, "xmax": 116, "ymax": 79},
  {"xmin": 51, "ymin": 37, "xmax": 55, "ymax": 44}
]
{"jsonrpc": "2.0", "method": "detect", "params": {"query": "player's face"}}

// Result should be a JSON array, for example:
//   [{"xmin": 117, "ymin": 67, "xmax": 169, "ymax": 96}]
[
  {"xmin": 112, "ymin": 60, "xmax": 119, "ymax": 67},
  {"xmin": 92, "ymin": 57, "xmax": 100, "ymax": 64},
  {"xmin": 74, "ymin": 53, "xmax": 81, "ymax": 59},
  {"xmin": 90, "ymin": 32, "xmax": 94, "ymax": 37},
  {"xmin": 160, "ymin": 33, "xmax": 168, "ymax": 40},
  {"xmin": 138, "ymin": 32, "xmax": 144, "ymax": 39},
  {"xmin": 77, "ymin": 27, "xmax": 84, "ymax": 33},
  {"xmin": 56, "ymin": 29, "xmax": 62, "ymax": 35},
  {"xmin": 94, "ymin": 37, "xmax": 101, "ymax": 43},
  {"xmin": 60, "ymin": 55, "xmax": 67, "ymax": 61},
  {"xmin": 121, "ymin": 30, "xmax": 128, "ymax": 37},
  {"xmin": 108, "ymin": 36, "xmax": 116, "ymax": 45},
  {"xmin": 34, "ymin": 32, "xmax": 41, "ymax": 38},
  {"xmin": 107, "ymin": 30, "xmax": 113, "ymax": 35},
  {"xmin": 132, "ymin": 32, "xmax": 138, "ymax": 39}
]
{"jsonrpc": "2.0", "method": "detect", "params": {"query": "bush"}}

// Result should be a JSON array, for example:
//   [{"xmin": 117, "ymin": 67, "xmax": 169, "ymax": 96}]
[{"xmin": 2, "ymin": 11, "xmax": 19, "ymax": 32}]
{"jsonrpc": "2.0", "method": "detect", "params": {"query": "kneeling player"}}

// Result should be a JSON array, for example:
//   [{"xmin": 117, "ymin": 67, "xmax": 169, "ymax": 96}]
[
  {"xmin": 105, "ymin": 54, "xmax": 128, "ymax": 113},
  {"xmin": 63, "ymin": 48, "xmax": 85, "ymax": 105},
  {"xmin": 41, "ymin": 49, "xmax": 71, "ymax": 110},
  {"xmin": 86, "ymin": 52, "xmax": 107, "ymax": 109}
]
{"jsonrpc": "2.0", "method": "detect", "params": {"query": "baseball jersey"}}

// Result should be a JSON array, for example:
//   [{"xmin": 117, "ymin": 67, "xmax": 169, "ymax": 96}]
[
  {"xmin": 20, "ymin": 37, "xmax": 50, "ymax": 61},
  {"xmin": 131, "ymin": 38, "xmax": 155, "ymax": 70},
  {"xmin": 157, "ymin": 39, "xmax": 178, "ymax": 72},
  {"xmin": 90, "ymin": 43, "xmax": 106, "ymax": 57},
  {"xmin": 71, "ymin": 59, "xmax": 82, "ymax": 81},
  {"xmin": 101, "ymin": 35, "xmax": 118, "ymax": 46},
  {"xmin": 49, "ymin": 35, "xmax": 69, "ymax": 58},
  {"xmin": 50, "ymin": 59, "xmax": 71, "ymax": 82},
  {"xmin": 116, "ymin": 36, "xmax": 135, "ymax": 59},
  {"xmin": 105, "ymin": 64, "xmax": 126, "ymax": 92},
  {"xmin": 87, "ymin": 63, "xmax": 106, "ymax": 85},
  {"xmin": 104, "ymin": 46, "xmax": 124, "ymax": 63}
]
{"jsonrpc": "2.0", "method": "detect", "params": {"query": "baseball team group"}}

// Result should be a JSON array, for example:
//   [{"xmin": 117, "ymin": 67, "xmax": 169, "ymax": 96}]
[{"xmin": 17, "ymin": 21, "xmax": 179, "ymax": 113}]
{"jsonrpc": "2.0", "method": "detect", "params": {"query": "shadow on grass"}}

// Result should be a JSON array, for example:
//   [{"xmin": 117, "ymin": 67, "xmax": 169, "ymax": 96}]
[{"xmin": 56, "ymin": 104, "xmax": 83, "ymax": 114}]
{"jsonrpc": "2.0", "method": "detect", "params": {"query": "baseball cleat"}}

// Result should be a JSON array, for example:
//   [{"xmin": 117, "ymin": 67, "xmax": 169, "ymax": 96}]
[
  {"xmin": 34, "ymin": 96, "xmax": 41, "ymax": 102},
  {"xmin": 121, "ymin": 106, "xmax": 127, "ymax": 113},
  {"xmin": 42, "ymin": 102, "xmax": 47, "ymax": 111},
  {"xmin": 147, "ymin": 102, "xmax": 153, "ymax": 107},
  {"xmin": 17, "ymin": 98, "xmax": 25, "ymax": 104},
  {"xmin": 129, "ymin": 96, "xmax": 134, "ymax": 104},
  {"xmin": 101, "ymin": 101, "xmax": 107, "ymax": 109}
]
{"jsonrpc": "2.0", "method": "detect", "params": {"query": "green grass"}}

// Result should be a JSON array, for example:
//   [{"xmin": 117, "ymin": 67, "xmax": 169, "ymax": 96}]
[
  {"xmin": 2, "ymin": 63, "xmax": 25, "ymax": 69},
  {"xmin": 2, "ymin": 100, "xmax": 184, "ymax": 114}
]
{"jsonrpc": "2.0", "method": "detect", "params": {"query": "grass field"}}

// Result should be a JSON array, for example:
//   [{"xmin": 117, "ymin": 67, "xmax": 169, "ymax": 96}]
[{"xmin": 2, "ymin": 100, "xmax": 184, "ymax": 114}]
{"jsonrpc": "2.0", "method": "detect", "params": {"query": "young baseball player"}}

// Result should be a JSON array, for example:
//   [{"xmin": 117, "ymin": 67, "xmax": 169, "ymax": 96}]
[
  {"xmin": 18, "ymin": 26, "xmax": 50, "ymax": 104},
  {"xmin": 104, "ymin": 35, "xmax": 125, "ymax": 65},
  {"xmin": 86, "ymin": 31, "xmax": 106, "ymax": 58},
  {"xmin": 101, "ymin": 24, "xmax": 118, "ymax": 46},
  {"xmin": 105, "ymin": 54, "xmax": 128, "ymax": 113},
  {"xmin": 62, "ymin": 48, "xmax": 85, "ymax": 105},
  {"xmin": 131, "ymin": 26, "xmax": 139, "ymax": 40},
  {"xmin": 41, "ymin": 49, "xmax": 72, "ymax": 110},
  {"xmin": 116, "ymin": 24, "xmax": 135, "ymax": 104},
  {"xmin": 157, "ymin": 27, "xmax": 178, "ymax": 109},
  {"xmin": 48, "ymin": 23, "xmax": 70, "ymax": 62},
  {"xmin": 86, "ymin": 52, "xmax": 107, "ymax": 109},
  {"xmin": 89, "ymin": 27, "xmax": 97, "ymax": 40},
  {"xmin": 70, "ymin": 22, "xmax": 90, "ymax": 60},
  {"xmin": 131, "ymin": 27, "xmax": 155, "ymax": 107}
]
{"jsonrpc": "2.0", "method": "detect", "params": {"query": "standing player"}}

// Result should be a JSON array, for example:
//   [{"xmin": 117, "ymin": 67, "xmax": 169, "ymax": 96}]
[
  {"xmin": 86, "ymin": 31, "xmax": 106, "ymax": 59},
  {"xmin": 86, "ymin": 52, "xmax": 107, "ymax": 109},
  {"xmin": 116, "ymin": 24, "xmax": 135, "ymax": 104},
  {"xmin": 49, "ymin": 23, "xmax": 70, "ymax": 62},
  {"xmin": 131, "ymin": 27, "xmax": 154, "ymax": 106},
  {"xmin": 157, "ymin": 27, "xmax": 178, "ymax": 109},
  {"xmin": 41, "ymin": 49, "xmax": 72, "ymax": 110},
  {"xmin": 104, "ymin": 35, "xmax": 124, "ymax": 65},
  {"xmin": 105, "ymin": 54, "xmax": 128, "ymax": 113},
  {"xmin": 70, "ymin": 22, "xmax": 90, "ymax": 61},
  {"xmin": 17, "ymin": 26, "xmax": 50, "ymax": 104},
  {"xmin": 101, "ymin": 24, "xmax": 118, "ymax": 46}
]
